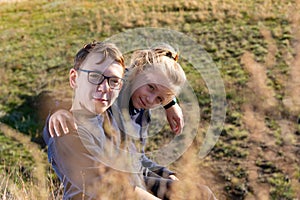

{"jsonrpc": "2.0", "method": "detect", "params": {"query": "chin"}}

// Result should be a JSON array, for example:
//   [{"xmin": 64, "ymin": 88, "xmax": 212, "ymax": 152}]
[
  {"xmin": 132, "ymin": 101, "xmax": 141, "ymax": 109},
  {"xmin": 133, "ymin": 102, "xmax": 141, "ymax": 109},
  {"xmin": 96, "ymin": 108, "xmax": 106, "ymax": 115}
]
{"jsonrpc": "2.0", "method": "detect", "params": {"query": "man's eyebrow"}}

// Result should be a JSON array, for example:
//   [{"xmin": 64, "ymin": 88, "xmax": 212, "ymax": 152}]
[{"xmin": 90, "ymin": 68, "xmax": 104, "ymax": 73}]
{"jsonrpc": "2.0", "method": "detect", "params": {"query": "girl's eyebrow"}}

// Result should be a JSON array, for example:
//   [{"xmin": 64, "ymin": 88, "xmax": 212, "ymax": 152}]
[
  {"xmin": 155, "ymin": 84, "xmax": 167, "ymax": 102},
  {"xmin": 160, "ymin": 95, "xmax": 165, "ymax": 102},
  {"xmin": 152, "ymin": 83, "xmax": 157, "ymax": 90}
]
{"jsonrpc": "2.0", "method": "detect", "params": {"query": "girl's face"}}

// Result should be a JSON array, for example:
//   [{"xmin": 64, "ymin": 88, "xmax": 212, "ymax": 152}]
[
  {"xmin": 131, "ymin": 83, "xmax": 172, "ymax": 109},
  {"xmin": 71, "ymin": 52, "xmax": 124, "ymax": 115}
]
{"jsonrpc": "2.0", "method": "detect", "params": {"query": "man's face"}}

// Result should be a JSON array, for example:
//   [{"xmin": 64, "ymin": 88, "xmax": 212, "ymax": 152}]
[{"xmin": 72, "ymin": 53, "xmax": 123, "ymax": 115}]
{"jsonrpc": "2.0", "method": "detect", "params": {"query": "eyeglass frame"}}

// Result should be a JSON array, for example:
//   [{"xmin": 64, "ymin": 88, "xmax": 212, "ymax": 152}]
[{"xmin": 76, "ymin": 68, "xmax": 124, "ymax": 90}]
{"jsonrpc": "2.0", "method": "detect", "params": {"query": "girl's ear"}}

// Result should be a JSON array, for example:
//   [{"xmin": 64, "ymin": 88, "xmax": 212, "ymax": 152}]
[{"xmin": 69, "ymin": 68, "xmax": 78, "ymax": 89}]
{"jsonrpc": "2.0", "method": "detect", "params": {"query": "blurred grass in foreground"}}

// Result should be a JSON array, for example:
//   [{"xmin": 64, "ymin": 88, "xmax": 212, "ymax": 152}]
[{"xmin": 0, "ymin": 0, "xmax": 299, "ymax": 199}]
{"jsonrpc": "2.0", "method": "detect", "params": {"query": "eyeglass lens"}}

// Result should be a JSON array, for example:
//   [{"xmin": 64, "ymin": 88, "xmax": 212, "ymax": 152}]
[{"xmin": 88, "ymin": 72, "xmax": 122, "ymax": 89}]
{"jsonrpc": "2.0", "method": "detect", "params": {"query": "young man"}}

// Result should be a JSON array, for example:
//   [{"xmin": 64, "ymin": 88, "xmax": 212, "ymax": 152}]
[{"xmin": 43, "ymin": 41, "xmax": 159, "ymax": 200}]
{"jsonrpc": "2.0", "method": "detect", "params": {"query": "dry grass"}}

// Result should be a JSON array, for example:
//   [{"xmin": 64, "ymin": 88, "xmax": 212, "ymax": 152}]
[
  {"xmin": 241, "ymin": 51, "xmax": 278, "ymax": 113},
  {"xmin": 0, "ymin": 123, "xmax": 49, "ymax": 199},
  {"xmin": 1, "ymin": 0, "xmax": 300, "ymax": 199},
  {"xmin": 169, "ymin": 146, "xmax": 220, "ymax": 200},
  {"xmin": 281, "ymin": 0, "xmax": 300, "ymax": 114}
]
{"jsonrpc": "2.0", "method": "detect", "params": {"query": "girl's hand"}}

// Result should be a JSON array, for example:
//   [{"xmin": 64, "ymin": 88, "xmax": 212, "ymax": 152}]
[
  {"xmin": 48, "ymin": 109, "xmax": 77, "ymax": 137},
  {"xmin": 165, "ymin": 103, "xmax": 184, "ymax": 135}
]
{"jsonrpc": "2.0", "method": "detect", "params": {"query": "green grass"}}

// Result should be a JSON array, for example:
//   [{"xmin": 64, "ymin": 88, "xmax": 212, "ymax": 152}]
[
  {"xmin": 0, "ymin": 131, "xmax": 34, "ymax": 179},
  {"xmin": 0, "ymin": 0, "xmax": 299, "ymax": 199}
]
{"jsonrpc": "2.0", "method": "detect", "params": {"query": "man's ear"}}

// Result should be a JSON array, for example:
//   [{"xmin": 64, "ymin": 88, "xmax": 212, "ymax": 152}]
[{"xmin": 69, "ymin": 68, "xmax": 78, "ymax": 89}]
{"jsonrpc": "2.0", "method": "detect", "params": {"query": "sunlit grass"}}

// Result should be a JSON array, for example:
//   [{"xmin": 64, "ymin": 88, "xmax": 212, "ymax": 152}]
[{"xmin": 0, "ymin": 0, "xmax": 299, "ymax": 199}]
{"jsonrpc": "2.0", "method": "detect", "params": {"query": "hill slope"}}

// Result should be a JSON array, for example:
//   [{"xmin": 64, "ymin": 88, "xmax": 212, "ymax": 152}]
[{"xmin": 0, "ymin": 0, "xmax": 299, "ymax": 199}]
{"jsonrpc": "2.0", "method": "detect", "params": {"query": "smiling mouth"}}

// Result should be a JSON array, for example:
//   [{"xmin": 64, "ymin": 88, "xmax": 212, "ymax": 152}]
[
  {"xmin": 139, "ymin": 97, "xmax": 146, "ymax": 108},
  {"xmin": 93, "ymin": 92, "xmax": 109, "ymax": 102},
  {"xmin": 98, "ymin": 99, "xmax": 108, "ymax": 102},
  {"xmin": 93, "ymin": 96, "xmax": 108, "ymax": 102},
  {"xmin": 100, "ymin": 98, "xmax": 108, "ymax": 102}
]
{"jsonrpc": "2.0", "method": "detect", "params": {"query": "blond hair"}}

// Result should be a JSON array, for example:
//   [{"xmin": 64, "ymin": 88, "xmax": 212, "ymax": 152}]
[{"xmin": 127, "ymin": 44, "xmax": 186, "ymax": 102}]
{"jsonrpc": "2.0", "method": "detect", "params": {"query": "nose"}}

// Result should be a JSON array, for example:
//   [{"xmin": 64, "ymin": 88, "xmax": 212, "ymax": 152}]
[
  {"xmin": 147, "ymin": 94, "xmax": 159, "ymax": 106},
  {"xmin": 97, "ymin": 79, "xmax": 109, "ymax": 92}
]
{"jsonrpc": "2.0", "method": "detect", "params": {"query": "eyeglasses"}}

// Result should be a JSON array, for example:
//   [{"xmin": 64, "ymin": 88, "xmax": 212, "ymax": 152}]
[{"xmin": 77, "ymin": 68, "xmax": 124, "ymax": 90}]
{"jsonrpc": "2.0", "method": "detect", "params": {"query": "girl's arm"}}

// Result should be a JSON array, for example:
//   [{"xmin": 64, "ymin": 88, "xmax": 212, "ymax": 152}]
[
  {"xmin": 48, "ymin": 109, "xmax": 77, "ymax": 137},
  {"xmin": 164, "ymin": 103, "xmax": 184, "ymax": 135}
]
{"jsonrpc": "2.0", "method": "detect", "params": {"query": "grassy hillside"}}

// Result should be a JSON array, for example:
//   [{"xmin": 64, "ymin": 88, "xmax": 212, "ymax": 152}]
[{"xmin": 0, "ymin": 0, "xmax": 299, "ymax": 199}]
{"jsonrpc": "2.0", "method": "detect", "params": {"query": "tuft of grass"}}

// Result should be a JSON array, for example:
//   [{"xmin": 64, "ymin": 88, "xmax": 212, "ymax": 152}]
[{"xmin": 268, "ymin": 173, "xmax": 294, "ymax": 200}]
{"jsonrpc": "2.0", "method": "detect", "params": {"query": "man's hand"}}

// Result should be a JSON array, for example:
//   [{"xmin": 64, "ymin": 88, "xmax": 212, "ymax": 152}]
[
  {"xmin": 165, "ymin": 103, "xmax": 184, "ymax": 134},
  {"xmin": 48, "ymin": 109, "xmax": 77, "ymax": 137}
]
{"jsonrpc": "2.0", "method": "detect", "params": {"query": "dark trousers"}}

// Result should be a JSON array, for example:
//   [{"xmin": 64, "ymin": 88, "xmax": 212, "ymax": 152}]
[{"xmin": 144, "ymin": 171, "xmax": 174, "ymax": 200}]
